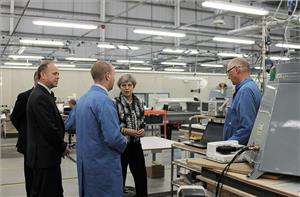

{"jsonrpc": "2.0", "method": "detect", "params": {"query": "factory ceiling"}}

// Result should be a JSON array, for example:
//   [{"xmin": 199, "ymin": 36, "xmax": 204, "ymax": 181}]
[{"xmin": 1, "ymin": 0, "xmax": 299, "ymax": 74}]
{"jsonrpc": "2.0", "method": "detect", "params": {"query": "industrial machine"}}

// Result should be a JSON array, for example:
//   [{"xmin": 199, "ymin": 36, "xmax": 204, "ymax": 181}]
[
  {"xmin": 201, "ymin": 98, "xmax": 228, "ymax": 117},
  {"xmin": 206, "ymin": 140, "xmax": 244, "ymax": 163},
  {"xmin": 245, "ymin": 62, "xmax": 300, "ymax": 179}
]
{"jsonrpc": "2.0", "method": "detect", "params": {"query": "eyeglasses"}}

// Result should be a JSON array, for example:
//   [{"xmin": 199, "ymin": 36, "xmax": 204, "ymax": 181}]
[{"xmin": 226, "ymin": 66, "xmax": 236, "ymax": 74}]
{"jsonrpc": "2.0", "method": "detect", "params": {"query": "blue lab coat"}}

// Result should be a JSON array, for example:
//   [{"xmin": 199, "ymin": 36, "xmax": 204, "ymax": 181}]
[
  {"xmin": 224, "ymin": 77, "xmax": 261, "ymax": 145},
  {"xmin": 76, "ymin": 85, "xmax": 127, "ymax": 197}
]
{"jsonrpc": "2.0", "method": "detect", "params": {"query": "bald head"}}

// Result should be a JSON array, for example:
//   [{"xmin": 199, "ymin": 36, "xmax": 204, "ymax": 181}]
[{"xmin": 90, "ymin": 61, "xmax": 115, "ymax": 91}]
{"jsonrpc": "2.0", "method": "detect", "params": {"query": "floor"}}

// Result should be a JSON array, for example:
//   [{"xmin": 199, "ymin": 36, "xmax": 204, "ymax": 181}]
[{"xmin": 0, "ymin": 131, "xmax": 181, "ymax": 197}]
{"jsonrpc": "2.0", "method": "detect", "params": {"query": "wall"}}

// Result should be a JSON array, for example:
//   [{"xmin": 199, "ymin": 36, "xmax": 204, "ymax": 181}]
[{"xmin": 0, "ymin": 67, "xmax": 231, "ymax": 108}]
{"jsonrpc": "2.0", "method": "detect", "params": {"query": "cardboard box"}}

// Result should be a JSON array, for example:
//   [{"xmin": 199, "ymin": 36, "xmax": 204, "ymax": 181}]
[{"xmin": 146, "ymin": 162, "xmax": 164, "ymax": 178}]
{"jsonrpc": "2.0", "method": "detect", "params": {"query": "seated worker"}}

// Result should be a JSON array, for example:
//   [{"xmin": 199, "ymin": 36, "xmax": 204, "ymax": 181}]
[
  {"xmin": 64, "ymin": 99, "xmax": 76, "ymax": 147},
  {"xmin": 64, "ymin": 99, "xmax": 76, "ymax": 130}
]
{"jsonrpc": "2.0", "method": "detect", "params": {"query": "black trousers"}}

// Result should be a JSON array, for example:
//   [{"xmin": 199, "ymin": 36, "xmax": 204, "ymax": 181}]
[
  {"xmin": 121, "ymin": 142, "xmax": 148, "ymax": 197},
  {"xmin": 23, "ymin": 154, "xmax": 33, "ymax": 197},
  {"xmin": 30, "ymin": 165, "xmax": 63, "ymax": 197}
]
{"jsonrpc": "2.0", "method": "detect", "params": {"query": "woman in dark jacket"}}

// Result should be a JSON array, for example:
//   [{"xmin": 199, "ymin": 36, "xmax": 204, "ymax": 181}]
[{"xmin": 115, "ymin": 74, "xmax": 148, "ymax": 197}]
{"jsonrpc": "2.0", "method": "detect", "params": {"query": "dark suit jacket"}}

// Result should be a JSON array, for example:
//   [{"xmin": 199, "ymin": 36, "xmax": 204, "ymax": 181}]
[
  {"xmin": 11, "ymin": 88, "xmax": 33, "ymax": 154},
  {"xmin": 26, "ymin": 84, "xmax": 66, "ymax": 168}
]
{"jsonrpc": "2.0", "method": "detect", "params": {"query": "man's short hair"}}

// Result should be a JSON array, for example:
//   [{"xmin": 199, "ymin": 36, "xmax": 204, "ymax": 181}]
[
  {"xmin": 33, "ymin": 71, "xmax": 38, "ymax": 81},
  {"xmin": 117, "ymin": 74, "xmax": 137, "ymax": 88},
  {"xmin": 68, "ymin": 99, "xmax": 76, "ymax": 106},
  {"xmin": 37, "ymin": 61, "xmax": 53, "ymax": 79},
  {"xmin": 90, "ymin": 61, "xmax": 112, "ymax": 81},
  {"xmin": 229, "ymin": 57, "xmax": 249, "ymax": 71}
]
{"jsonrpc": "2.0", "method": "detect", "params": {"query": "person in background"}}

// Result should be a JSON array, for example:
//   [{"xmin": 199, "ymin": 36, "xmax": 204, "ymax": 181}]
[
  {"xmin": 224, "ymin": 57, "xmax": 261, "ymax": 145},
  {"xmin": 10, "ymin": 71, "xmax": 38, "ymax": 197},
  {"xmin": 75, "ymin": 61, "xmax": 127, "ymax": 197},
  {"xmin": 64, "ymin": 99, "xmax": 76, "ymax": 130},
  {"xmin": 27, "ymin": 61, "xmax": 70, "ymax": 197},
  {"xmin": 115, "ymin": 74, "xmax": 148, "ymax": 197}
]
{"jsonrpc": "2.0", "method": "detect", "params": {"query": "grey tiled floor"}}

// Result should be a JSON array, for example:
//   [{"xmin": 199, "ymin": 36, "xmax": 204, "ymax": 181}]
[{"xmin": 0, "ymin": 137, "xmax": 175, "ymax": 197}]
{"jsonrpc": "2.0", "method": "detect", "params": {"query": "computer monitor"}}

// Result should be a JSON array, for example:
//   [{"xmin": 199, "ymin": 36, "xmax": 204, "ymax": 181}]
[{"xmin": 202, "ymin": 122, "xmax": 224, "ymax": 144}]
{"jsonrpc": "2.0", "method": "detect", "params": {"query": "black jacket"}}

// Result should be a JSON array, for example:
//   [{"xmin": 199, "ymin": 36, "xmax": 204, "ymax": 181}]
[
  {"xmin": 11, "ymin": 88, "xmax": 33, "ymax": 154},
  {"xmin": 26, "ymin": 84, "xmax": 66, "ymax": 168}
]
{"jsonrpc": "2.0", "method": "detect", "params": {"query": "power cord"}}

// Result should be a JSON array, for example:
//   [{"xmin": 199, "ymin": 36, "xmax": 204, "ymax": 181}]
[{"xmin": 215, "ymin": 144, "xmax": 259, "ymax": 197}]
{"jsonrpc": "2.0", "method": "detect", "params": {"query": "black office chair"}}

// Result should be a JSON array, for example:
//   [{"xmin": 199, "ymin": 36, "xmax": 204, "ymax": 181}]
[{"xmin": 66, "ymin": 129, "xmax": 76, "ymax": 148}]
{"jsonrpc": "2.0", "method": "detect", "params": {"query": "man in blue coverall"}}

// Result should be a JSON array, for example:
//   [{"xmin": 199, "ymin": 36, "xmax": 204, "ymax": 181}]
[{"xmin": 224, "ymin": 57, "xmax": 262, "ymax": 145}]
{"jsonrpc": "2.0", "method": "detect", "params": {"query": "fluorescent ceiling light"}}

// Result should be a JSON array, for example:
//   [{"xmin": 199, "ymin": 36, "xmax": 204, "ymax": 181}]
[
  {"xmin": 56, "ymin": 64, "xmax": 76, "ymax": 67},
  {"xmin": 200, "ymin": 64, "xmax": 224, "ymax": 68},
  {"xmin": 129, "ymin": 46, "xmax": 139, "ymax": 50},
  {"xmin": 254, "ymin": 67, "xmax": 263, "ymax": 70},
  {"xmin": 116, "ymin": 60, "xmax": 144, "ymax": 64},
  {"xmin": 130, "ymin": 66, "xmax": 152, "ymax": 71},
  {"xmin": 8, "ymin": 55, "xmax": 44, "ymax": 60},
  {"xmin": 213, "ymin": 37, "xmax": 255, "ymax": 45},
  {"xmin": 202, "ymin": 1, "xmax": 269, "ymax": 16},
  {"xmin": 133, "ymin": 29, "xmax": 186, "ymax": 38},
  {"xmin": 17, "ymin": 47, "xmax": 26, "ymax": 55},
  {"xmin": 4, "ymin": 62, "xmax": 32, "ymax": 66},
  {"xmin": 185, "ymin": 49, "xmax": 199, "ymax": 55},
  {"xmin": 164, "ymin": 68, "xmax": 185, "ymax": 72},
  {"xmin": 217, "ymin": 52, "xmax": 247, "ymax": 57},
  {"xmin": 275, "ymin": 43, "xmax": 300, "ymax": 49},
  {"xmin": 33, "ymin": 20, "xmax": 97, "ymax": 30},
  {"xmin": 269, "ymin": 56, "xmax": 290, "ymax": 61},
  {"xmin": 65, "ymin": 57, "xmax": 97, "ymax": 61},
  {"xmin": 20, "ymin": 39, "xmax": 64, "ymax": 46},
  {"xmin": 117, "ymin": 45, "xmax": 140, "ymax": 50},
  {"xmin": 162, "ymin": 48, "xmax": 185, "ymax": 54},
  {"xmin": 97, "ymin": 43, "xmax": 116, "ymax": 49},
  {"xmin": 161, "ymin": 62, "xmax": 186, "ymax": 66},
  {"xmin": 118, "ymin": 45, "xmax": 130, "ymax": 50}
]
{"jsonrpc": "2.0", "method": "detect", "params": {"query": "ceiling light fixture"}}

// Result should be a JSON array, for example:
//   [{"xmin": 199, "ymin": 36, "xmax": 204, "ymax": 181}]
[
  {"xmin": 65, "ymin": 57, "xmax": 97, "ymax": 61},
  {"xmin": 56, "ymin": 64, "xmax": 76, "ymax": 67},
  {"xmin": 116, "ymin": 60, "xmax": 144, "ymax": 64},
  {"xmin": 254, "ymin": 67, "xmax": 263, "ymax": 70},
  {"xmin": 4, "ymin": 62, "xmax": 32, "ymax": 66},
  {"xmin": 20, "ymin": 39, "xmax": 64, "ymax": 46},
  {"xmin": 17, "ymin": 47, "xmax": 26, "ymax": 55},
  {"xmin": 217, "ymin": 52, "xmax": 247, "ymax": 57},
  {"xmin": 213, "ymin": 37, "xmax": 255, "ymax": 44},
  {"xmin": 130, "ymin": 66, "xmax": 152, "ymax": 71},
  {"xmin": 202, "ymin": 1, "xmax": 269, "ymax": 16},
  {"xmin": 162, "ymin": 48, "xmax": 185, "ymax": 54},
  {"xmin": 97, "ymin": 43, "xmax": 116, "ymax": 49},
  {"xmin": 185, "ymin": 50, "xmax": 199, "ymax": 55},
  {"xmin": 164, "ymin": 68, "xmax": 185, "ymax": 72},
  {"xmin": 33, "ymin": 20, "xmax": 97, "ymax": 30},
  {"xmin": 275, "ymin": 43, "xmax": 300, "ymax": 49},
  {"xmin": 118, "ymin": 45, "xmax": 130, "ymax": 50},
  {"xmin": 129, "ymin": 46, "xmax": 139, "ymax": 50},
  {"xmin": 269, "ymin": 56, "xmax": 290, "ymax": 61},
  {"xmin": 133, "ymin": 29, "xmax": 186, "ymax": 38},
  {"xmin": 8, "ymin": 55, "xmax": 44, "ymax": 60},
  {"xmin": 161, "ymin": 62, "xmax": 187, "ymax": 66},
  {"xmin": 200, "ymin": 63, "xmax": 224, "ymax": 68},
  {"xmin": 117, "ymin": 45, "xmax": 140, "ymax": 50}
]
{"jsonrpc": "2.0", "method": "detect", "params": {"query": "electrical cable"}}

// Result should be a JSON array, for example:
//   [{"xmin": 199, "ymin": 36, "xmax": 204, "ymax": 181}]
[{"xmin": 214, "ymin": 144, "xmax": 259, "ymax": 197}]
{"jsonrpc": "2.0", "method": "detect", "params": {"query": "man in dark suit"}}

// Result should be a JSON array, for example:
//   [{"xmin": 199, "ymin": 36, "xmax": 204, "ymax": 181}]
[
  {"xmin": 27, "ymin": 61, "xmax": 70, "ymax": 197},
  {"xmin": 10, "ymin": 71, "xmax": 38, "ymax": 197}
]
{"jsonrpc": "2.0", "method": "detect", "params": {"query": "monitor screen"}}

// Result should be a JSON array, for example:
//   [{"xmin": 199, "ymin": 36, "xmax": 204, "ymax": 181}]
[
  {"xmin": 201, "ymin": 102, "xmax": 209, "ymax": 112},
  {"xmin": 204, "ymin": 122, "xmax": 224, "ymax": 142}
]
